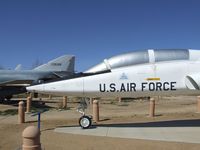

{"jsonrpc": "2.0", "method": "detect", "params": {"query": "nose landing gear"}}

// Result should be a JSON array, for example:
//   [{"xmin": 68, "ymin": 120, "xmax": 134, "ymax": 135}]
[{"xmin": 77, "ymin": 98, "xmax": 92, "ymax": 129}]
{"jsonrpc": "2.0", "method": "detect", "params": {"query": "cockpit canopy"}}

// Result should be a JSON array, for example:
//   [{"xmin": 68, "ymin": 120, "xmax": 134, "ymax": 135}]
[{"xmin": 85, "ymin": 49, "xmax": 190, "ymax": 73}]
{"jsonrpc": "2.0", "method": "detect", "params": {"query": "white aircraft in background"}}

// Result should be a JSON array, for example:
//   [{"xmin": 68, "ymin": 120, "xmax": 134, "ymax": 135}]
[{"xmin": 27, "ymin": 49, "xmax": 200, "ymax": 128}]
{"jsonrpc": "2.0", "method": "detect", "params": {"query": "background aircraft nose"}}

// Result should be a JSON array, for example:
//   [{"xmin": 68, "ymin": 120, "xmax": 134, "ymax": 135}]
[{"xmin": 26, "ymin": 84, "xmax": 44, "ymax": 92}]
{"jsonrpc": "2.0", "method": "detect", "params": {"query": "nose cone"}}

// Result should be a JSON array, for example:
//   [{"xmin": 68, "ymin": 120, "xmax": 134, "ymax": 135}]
[{"xmin": 26, "ymin": 84, "xmax": 44, "ymax": 93}]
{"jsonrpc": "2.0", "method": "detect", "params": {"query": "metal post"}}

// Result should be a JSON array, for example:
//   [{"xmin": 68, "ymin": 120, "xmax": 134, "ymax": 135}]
[
  {"xmin": 93, "ymin": 100, "xmax": 99, "ymax": 122},
  {"xmin": 26, "ymin": 96, "xmax": 32, "ymax": 113},
  {"xmin": 38, "ymin": 112, "xmax": 41, "ymax": 130},
  {"xmin": 29, "ymin": 93, "xmax": 33, "ymax": 99},
  {"xmin": 63, "ymin": 96, "xmax": 67, "ymax": 109},
  {"xmin": 149, "ymin": 98, "xmax": 155, "ymax": 117},
  {"xmin": 22, "ymin": 126, "xmax": 41, "ymax": 150},
  {"xmin": 197, "ymin": 96, "xmax": 200, "ymax": 113},
  {"xmin": 90, "ymin": 98, "xmax": 93, "ymax": 108},
  {"xmin": 118, "ymin": 97, "xmax": 122, "ymax": 103},
  {"xmin": 18, "ymin": 101, "xmax": 25, "ymax": 124}
]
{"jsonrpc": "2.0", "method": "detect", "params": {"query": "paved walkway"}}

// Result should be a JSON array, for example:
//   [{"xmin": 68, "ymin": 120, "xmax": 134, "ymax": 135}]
[{"xmin": 55, "ymin": 119, "xmax": 200, "ymax": 144}]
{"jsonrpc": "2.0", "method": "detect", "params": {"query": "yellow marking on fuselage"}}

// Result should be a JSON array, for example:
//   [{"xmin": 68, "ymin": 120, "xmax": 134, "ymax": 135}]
[{"xmin": 146, "ymin": 78, "xmax": 160, "ymax": 81}]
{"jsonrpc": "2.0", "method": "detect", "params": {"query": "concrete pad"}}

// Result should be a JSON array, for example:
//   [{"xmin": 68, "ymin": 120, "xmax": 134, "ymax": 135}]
[{"xmin": 55, "ymin": 120, "xmax": 200, "ymax": 144}]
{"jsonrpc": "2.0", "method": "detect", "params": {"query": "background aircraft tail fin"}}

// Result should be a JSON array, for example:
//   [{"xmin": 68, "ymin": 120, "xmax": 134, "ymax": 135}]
[
  {"xmin": 33, "ymin": 55, "xmax": 75, "ymax": 73},
  {"xmin": 15, "ymin": 64, "xmax": 22, "ymax": 70}
]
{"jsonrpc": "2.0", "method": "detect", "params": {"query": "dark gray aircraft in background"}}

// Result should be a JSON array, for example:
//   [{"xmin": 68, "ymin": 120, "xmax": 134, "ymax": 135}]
[{"xmin": 0, "ymin": 55, "xmax": 75, "ymax": 101}]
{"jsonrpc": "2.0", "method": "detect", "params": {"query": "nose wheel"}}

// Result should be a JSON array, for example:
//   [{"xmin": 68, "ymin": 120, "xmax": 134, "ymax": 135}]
[
  {"xmin": 79, "ymin": 115, "xmax": 92, "ymax": 129},
  {"xmin": 77, "ymin": 98, "xmax": 93, "ymax": 129}
]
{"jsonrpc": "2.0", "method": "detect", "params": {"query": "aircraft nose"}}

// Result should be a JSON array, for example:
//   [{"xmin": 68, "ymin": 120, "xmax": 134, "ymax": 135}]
[{"xmin": 26, "ymin": 84, "xmax": 44, "ymax": 92}]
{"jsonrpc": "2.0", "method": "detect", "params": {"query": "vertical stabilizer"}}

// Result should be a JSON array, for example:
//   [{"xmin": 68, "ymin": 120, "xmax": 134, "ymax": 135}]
[
  {"xmin": 15, "ymin": 64, "xmax": 22, "ymax": 70},
  {"xmin": 33, "ymin": 55, "xmax": 75, "ymax": 73}
]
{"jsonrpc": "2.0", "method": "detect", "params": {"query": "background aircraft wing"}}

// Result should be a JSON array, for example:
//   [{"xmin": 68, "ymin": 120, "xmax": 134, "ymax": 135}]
[{"xmin": 0, "ymin": 80, "xmax": 33, "ymax": 86}]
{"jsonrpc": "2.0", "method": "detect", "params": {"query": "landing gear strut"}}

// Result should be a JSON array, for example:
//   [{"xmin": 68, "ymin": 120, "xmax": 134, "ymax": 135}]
[{"xmin": 77, "ymin": 98, "xmax": 92, "ymax": 129}]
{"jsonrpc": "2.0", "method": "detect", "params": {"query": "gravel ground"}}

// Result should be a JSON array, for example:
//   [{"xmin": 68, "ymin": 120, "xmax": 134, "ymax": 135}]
[{"xmin": 0, "ymin": 96, "xmax": 200, "ymax": 150}]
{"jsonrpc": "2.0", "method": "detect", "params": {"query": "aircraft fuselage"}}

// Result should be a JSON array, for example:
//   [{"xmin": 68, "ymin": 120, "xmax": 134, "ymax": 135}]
[{"xmin": 27, "ymin": 59, "xmax": 200, "ymax": 97}]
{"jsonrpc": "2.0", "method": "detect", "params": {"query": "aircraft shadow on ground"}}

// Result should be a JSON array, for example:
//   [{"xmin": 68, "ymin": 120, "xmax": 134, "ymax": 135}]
[
  {"xmin": 57, "ymin": 119, "xmax": 200, "ymax": 129},
  {"xmin": 98, "ymin": 119, "xmax": 200, "ymax": 128}
]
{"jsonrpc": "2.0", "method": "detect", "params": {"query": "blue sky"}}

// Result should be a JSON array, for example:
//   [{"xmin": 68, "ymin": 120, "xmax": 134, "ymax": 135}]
[{"xmin": 0, "ymin": 0, "xmax": 200, "ymax": 71}]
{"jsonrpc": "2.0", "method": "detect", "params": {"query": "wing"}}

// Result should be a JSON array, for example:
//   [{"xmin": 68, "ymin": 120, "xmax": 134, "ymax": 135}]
[{"xmin": 0, "ymin": 80, "xmax": 33, "ymax": 86}]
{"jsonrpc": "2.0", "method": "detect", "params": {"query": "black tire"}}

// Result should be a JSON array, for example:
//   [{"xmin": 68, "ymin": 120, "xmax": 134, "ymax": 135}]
[
  {"xmin": 79, "ymin": 116, "xmax": 92, "ymax": 129},
  {"xmin": 0, "ymin": 97, "xmax": 5, "ymax": 103},
  {"xmin": 5, "ymin": 95, "xmax": 12, "ymax": 101},
  {"xmin": 34, "ymin": 93, "xmax": 38, "ymax": 98}
]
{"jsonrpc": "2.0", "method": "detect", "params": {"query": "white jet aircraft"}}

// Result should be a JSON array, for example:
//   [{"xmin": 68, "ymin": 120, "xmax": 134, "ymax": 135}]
[{"xmin": 27, "ymin": 49, "xmax": 200, "ymax": 128}]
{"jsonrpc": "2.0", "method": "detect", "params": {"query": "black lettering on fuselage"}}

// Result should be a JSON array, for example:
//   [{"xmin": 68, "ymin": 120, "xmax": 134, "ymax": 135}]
[
  {"xmin": 120, "ymin": 83, "xmax": 126, "ymax": 92},
  {"xmin": 127, "ymin": 83, "xmax": 130, "ymax": 92},
  {"xmin": 171, "ymin": 82, "xmax": 176, "ymax": 90},
  {"xmin": 163, "ymin": 82, "xmax": 170, "ymax": 91},
  {"xmin": 99, "ymin": 84, "xmax": 106, "ymax": 92},
  {"xmin": 100, "ymin": 81, "xmax": 176, "ymax": 93},
  {"xmin": 130, "ymin": 83, "xmax": 136, "ymax": 92},
  {"xmin": 142, "ymin": 82, "xmax": 147, "ymax": 91},
  {"xmin": 149, "ymin": 82, "xmax": 155, "ymax": 91},
  {"xmin": 156, "ymin": 82, "xmax": 162, "ymax": 91},
  {"xmin": 110, "ymin": 83, "xmax": 116, "ymax": 92},
  {"xmin": 141, "ymin": 81, "xmax": 176, "ymax": 91}
]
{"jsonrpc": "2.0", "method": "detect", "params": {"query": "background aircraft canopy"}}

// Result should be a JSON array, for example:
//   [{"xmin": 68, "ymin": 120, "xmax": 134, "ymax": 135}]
[{"xmin": 85, "ymin": 49, "xmax": 190, "ymax": 73}]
